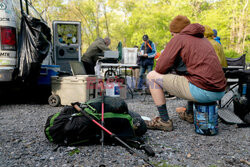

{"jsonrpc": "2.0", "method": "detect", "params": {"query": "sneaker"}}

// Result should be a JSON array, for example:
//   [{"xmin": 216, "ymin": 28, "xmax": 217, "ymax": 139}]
[
  {"xmin": 145, "ymin": 117, "xmax": 173, "ymax": 131},
  {"xmin": 176, "ymin": 107, "xmax": 194, "ymax": 123}
]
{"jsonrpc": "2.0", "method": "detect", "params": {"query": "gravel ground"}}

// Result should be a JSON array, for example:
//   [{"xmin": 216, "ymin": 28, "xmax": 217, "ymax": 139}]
[{"xmin": 0, "ymin": 93, "xmax": 249, "ymax": 167}]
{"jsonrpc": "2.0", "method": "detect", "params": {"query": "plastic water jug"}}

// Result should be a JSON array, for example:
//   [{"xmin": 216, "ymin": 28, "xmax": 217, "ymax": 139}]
[
  {"xmin": 106, "ymin": 82, "xmax": 120, "ymax": 97},
  {"xmin": 193, "ymin": 102, "xmax": 218, "ymax": 135}
]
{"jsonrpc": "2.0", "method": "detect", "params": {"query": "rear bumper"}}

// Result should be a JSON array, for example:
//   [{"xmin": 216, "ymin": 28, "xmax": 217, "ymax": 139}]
[{"xmin": 0, "ymin": 67, "xmax": 15, "ymax": 81}]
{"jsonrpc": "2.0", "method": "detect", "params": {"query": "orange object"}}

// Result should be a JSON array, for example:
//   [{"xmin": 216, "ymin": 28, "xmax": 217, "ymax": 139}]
[
  {"xmin": 154, "ymin": 52, "xmax": 160, "ymax": 59},
  {"xmin": 176, "ymin": 107, "xmax": 187, "ymax": 113},
  {"xmin": 146, "ymin": 42, "xmax": 152, "ymax": 50}
]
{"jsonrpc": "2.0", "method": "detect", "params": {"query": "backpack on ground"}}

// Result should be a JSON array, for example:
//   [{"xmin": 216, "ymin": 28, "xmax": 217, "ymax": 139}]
[{"xmin": 44, "ymin": 96, "xmax": 147, "ymax": 146}]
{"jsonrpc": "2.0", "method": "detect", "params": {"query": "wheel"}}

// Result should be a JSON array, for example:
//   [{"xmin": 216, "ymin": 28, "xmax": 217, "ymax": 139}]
[
  {"xmin": 104, "ymin": 70, "xmax": 116, "ymax": 80},
  {"xmin": 48, "ymin": 94, "xmax": 60, "ymax": 107}
]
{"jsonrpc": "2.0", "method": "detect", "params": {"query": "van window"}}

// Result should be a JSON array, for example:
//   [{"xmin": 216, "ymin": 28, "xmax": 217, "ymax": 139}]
[{"xmin": 57, "ymin": 24, "xmax": 78, "ymax": 45}]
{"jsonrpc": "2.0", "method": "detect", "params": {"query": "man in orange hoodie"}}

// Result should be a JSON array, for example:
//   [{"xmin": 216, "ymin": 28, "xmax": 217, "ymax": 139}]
[{"xmin": 145, "ymin": 15, "xmax": 226, "ymax": 131}]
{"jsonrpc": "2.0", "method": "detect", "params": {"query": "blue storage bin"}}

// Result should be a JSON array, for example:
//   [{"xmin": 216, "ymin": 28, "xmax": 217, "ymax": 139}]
[
  {"xmin": 193, "ymin": 102, "xmax": 218, "ymax": 136},
  {"xmin": 38, "ymin": 65, "xmax": 60, "ymax": 85}
]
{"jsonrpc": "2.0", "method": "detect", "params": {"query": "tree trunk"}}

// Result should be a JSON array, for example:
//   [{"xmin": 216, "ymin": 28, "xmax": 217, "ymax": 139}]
[
  {"xmin": 75, "ymin": 6, "xmax": 95, "ymax": 41},
  {"xmin": 104, "ymin": 4, "xmax": 110, "ymax": 37},
  {"xmin": 236, "ymin": 0, "xmax": 248, "ymax": 53},
  {"xmin": 96, "ymin": 1, "xmax": 100, "ymax": 37}
]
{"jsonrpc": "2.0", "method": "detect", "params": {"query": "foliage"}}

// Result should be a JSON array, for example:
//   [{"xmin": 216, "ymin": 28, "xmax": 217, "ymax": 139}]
[
  {"xmin": 224, "ymin": 49, "xmax": 242, "ymax": 58},
  {"xmin": 31, "ymin": 0, "xmax": 250, "ymax": 62},
  {"xmin": 68, "ymin": 148, "xmax": 80, "ymax": 156}
]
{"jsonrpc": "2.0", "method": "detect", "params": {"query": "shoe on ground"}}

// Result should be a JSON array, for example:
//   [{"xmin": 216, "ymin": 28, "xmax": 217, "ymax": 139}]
[
  {"xmin": 145, "ymin": 88, "xmax": 151, "ymax": 95},
  {"xmin": 176, "ymin": 107, "xmax": 194, "ymax": 123},
  {"xmin": 145, "ymin": 117, "xmax": 173, "ymax": 131}
]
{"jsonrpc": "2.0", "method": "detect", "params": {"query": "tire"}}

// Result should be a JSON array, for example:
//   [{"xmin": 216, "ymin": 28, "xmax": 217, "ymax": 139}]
[
  {"xmin": 128, "ymin": 111, "xmax": 147, "ymax": 136},
  {"xmin": 48, "ymin": 94, "xmax": 60, "ymax": 107},
  {"xmin": 104, "ymin": 70, "xmax": 116, "ymax": 79}
]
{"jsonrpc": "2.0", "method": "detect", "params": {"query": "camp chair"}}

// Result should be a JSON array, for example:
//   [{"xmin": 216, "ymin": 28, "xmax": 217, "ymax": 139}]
[{"xmin": 219, "ymin": 54, "xmax": 246, "ymax": 108}]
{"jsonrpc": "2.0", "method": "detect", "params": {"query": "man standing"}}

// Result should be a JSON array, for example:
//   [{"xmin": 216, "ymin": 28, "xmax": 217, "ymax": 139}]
[
  {"xmin": 136, "ymin": 35, "xmax": 156, "ymax": 91},
  {"xmin": 212, "ymin": 29, "xmax": 222, "ymax": 45},
  {"xmin": 145, "ymin": 15, "xmax": 226, "ymax": 131},
  {"xmin": 81, "ymin": 37, "xmax": 111, "ymax": 74}
]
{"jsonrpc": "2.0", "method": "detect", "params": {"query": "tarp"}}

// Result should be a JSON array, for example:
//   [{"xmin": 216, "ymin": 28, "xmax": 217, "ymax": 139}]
[{"xmin": 18, "ymin": 13, "xmax": 51, "ymax": 82}]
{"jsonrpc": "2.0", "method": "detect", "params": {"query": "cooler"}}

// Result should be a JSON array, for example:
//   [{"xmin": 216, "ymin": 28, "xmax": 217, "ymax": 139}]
[
  {"xmin": 49, "ymin": 75, "xmax": 100, "ymax": 106},
  {"xmin": 38, "ymin": 65, "xmax": 60, "ymax": 85}
]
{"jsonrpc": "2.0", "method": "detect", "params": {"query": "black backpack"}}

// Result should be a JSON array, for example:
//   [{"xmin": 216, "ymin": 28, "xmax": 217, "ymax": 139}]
[{"xmin": 44, "ymin": 96, "xmax": 147, "ymax": 146}]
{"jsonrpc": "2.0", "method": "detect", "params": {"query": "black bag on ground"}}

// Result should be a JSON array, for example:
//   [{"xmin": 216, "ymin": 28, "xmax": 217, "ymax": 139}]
[
  {"xmin": 44, "ymin": 97, "xmax": 147, "ymax": 146},
  {"xmin": 45, "ymin": 106, "xmax": 99, "ymax": 145}
]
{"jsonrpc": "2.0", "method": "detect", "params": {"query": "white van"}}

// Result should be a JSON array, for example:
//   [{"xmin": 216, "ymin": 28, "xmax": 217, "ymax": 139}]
[{"xmin": 0, "ymin": 0, "xmax": 43, "ymax": 82}]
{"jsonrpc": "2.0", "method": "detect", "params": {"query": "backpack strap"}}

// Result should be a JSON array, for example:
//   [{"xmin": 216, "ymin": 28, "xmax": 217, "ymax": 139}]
[
  {"xmin": 79, "ymin": 103, "xmax": 101, "ymax": 120},
  {"xmin": 146, "ymin": 42, "xmax": 152, "ymax": 50}
]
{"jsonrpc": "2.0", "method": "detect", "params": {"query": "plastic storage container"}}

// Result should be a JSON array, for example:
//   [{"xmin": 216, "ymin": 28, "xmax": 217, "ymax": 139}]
[
  {"xmin": 193, "ymin": 102, "xmax": 218, "ymax": 135},
  {"xmin": 122, "ymin": 48, "xmax": 138, "ymax": 64},
  {"xmin": 104, "ymin": 51, "xmax": 119, "ymax": 59},
  {"xmin": 49, "ymin": 75, "xmax": 99, "ymax": 106},
  {"xmin": 106, "ymin": 82, "xmax": 120, "ymax": 97},
  {"xmin": 38, "ymin": 65, "xmax": 60, "ymax": 85}
]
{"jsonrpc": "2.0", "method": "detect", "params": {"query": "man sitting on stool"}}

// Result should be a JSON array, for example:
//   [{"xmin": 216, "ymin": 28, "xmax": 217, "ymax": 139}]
[{"xmin": 145, "ymin": 15, "xmax": 227, "ymax": 131}]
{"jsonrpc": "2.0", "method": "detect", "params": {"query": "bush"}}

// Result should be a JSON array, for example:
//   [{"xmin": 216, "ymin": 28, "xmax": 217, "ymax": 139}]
[{"xmin": 224, "ymin": 49, "xmax": 241, "ymax": 58}]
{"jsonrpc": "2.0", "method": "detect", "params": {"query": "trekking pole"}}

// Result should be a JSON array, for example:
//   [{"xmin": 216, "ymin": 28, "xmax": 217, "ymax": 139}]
[
  {"xmin": 100, "ymin": 81, "xmax": 105, "ymax": 167},
  {"xmin": 72, "ymin": 104, "xmax": 155, "ymax": 167}
]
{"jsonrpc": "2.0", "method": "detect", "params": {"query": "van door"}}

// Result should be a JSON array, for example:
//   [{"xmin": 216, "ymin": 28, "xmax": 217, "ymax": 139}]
[
  {"xmin": 0, "ymin": 0, "xmax": 18, "ymax": 81},
  {"xmin": 52, "ymin": 21, "xmax": 81, "ymax": 74}
]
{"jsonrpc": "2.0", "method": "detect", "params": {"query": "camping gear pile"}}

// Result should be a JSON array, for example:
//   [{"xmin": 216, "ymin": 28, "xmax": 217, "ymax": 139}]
[{"xmin": 45, "ymin": 95, "xmax": 155, "ymax": 166}]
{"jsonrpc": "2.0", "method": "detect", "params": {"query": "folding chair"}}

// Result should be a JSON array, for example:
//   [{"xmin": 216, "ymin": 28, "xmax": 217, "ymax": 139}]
[{"xmin": 220, "ymin": 54, "xmax": 246, "ymax": 108}]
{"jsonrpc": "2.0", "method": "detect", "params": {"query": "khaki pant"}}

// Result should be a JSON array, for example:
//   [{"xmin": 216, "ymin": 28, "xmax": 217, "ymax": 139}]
[
  {"xmin": 162, "ymin": 74, "xmax": 197, "ymax": 102},
  {"xmin": 132, "ymin": 68, "xmax": 140, "ymax": 88}
]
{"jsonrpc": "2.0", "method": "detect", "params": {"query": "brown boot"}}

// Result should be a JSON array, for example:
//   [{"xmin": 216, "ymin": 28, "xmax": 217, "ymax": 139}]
[
  {"xmin": 145, "ymin": 117, "xmax": 173, "ymax": 131},
  {"xmin": 176, "ymin": 107, "xmax": 194, "ymax": 123}
]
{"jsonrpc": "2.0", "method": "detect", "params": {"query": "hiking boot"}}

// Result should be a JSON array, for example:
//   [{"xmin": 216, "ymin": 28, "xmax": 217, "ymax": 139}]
[
  {"xmin": 176, "ymin": 107, "xmax": 194, "ymax": 123},
  {"xmin": 145, "ymin": 117, "xmax": 173, "ymax": 131}
]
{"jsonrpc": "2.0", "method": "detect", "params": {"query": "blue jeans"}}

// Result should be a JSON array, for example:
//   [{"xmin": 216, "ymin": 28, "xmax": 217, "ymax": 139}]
[{"xmin": 137, "ymin": 65, "xmax": 153, "ymax": 89}]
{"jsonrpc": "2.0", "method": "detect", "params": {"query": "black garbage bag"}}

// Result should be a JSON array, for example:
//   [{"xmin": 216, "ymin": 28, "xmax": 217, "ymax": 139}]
[{"xmin": 18, "ymin": 13, "xmax": 51, "ymax": 82}]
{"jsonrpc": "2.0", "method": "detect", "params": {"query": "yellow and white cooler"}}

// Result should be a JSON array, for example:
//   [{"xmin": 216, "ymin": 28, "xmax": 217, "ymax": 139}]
[{"xmin": 49, "ymin": 75, "xmax": 100, "ymax": 106}]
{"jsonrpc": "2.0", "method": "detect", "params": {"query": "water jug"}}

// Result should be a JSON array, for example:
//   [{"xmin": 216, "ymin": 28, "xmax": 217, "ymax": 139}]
[{"xmin": 106, "ymin": 82, "xmax": 120, "ymax": 97}]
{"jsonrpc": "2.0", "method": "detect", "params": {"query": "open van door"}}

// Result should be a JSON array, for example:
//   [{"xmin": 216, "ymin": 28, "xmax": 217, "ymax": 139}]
[{"xmin": 52, "ymin": 21, "xmax": 81, "ymax": 74}]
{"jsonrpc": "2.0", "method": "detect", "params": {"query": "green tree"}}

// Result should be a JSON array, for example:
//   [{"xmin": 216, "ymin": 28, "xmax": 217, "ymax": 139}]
[{"xmin": 31, "ymin": 0, "xmax": 250, "ymax": 62}]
